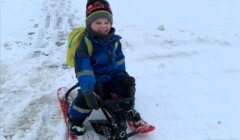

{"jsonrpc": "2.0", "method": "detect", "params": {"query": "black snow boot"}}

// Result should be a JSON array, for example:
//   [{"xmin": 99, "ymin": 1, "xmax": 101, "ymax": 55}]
[
  {"xmin": 68, "ymin": 115, "xmax": 85, "ymax": 136},
  {"xmin": 126, "ymin": 109, "xmax": 141, "ymax": 125}
]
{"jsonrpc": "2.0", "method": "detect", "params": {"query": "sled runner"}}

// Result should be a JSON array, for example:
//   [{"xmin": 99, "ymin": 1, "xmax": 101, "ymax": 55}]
[{"xmin": 57, "ymin": 84, "xmax": 155, "ymax": 140}]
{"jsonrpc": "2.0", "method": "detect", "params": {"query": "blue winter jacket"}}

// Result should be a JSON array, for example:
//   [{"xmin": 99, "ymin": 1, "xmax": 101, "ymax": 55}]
[{"xmin": 74, "ymin": 28, "xmax": 126, "ymax": 94}]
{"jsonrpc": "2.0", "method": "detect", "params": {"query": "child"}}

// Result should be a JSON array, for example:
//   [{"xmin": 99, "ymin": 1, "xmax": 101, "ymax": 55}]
[{"xmin": 68, "ymin": 0, "xmax": 141, "ymax": 135}]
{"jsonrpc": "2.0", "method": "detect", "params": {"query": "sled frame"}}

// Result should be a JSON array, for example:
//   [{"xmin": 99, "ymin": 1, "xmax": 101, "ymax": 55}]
[{"xmin": 65, "ymin": 83, "xmax": 140, "ymax": 140}]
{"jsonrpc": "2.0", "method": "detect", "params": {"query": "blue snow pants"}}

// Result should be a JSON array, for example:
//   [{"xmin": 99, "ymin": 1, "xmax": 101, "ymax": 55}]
[{"xmin": 68, "ymin": 73, "xmax": 135, "ymax": 123}]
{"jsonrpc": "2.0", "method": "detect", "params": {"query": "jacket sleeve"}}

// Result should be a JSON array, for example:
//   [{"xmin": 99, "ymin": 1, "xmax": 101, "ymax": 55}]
[
  {"xmin": 74, "ymin": 39, "xmax": 96, "ymax": 93},
  {"xmin": 114, "ymin": 41, "xmax": 126, "ymax": 72}
]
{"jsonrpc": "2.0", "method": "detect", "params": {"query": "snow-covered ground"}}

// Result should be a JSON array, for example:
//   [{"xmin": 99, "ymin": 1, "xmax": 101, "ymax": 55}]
[{"xmin": 1, "ymin": 0, "xmax": 240, "ymax": 140}]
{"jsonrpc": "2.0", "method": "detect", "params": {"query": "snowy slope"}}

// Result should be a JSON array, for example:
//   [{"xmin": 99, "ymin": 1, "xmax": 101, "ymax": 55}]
[{"xmin": 1, "ymin": 0, "xmax": 240, "ymax": 140}]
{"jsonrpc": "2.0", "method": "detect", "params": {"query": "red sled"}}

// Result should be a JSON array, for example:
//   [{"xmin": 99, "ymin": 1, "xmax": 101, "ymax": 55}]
[
  {"xmin": 128, "ymin": 119, "xmax": 155, "ymax": 134},
  {"xmin": 57, "ymin": 84, "xmax": 155, "ymax": 140},
  {"xmin": 57, "ymin": 87, "xmax": 79, "ymax": 140}
]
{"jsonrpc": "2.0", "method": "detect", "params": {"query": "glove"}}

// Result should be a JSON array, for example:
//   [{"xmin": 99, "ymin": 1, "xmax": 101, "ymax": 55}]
[
  {"xmin": 83, "ymin": 91, "xmax": 102, "ymax": 110},
  {"xmin": 119, "ymin": 73, "xmax": 135, "ymax": 88}
]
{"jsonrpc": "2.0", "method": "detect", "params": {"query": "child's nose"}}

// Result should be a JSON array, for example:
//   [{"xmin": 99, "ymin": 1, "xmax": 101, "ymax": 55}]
[{"xmin": 100, "ymin": 24, "xmax": 107, "ymax": 28}]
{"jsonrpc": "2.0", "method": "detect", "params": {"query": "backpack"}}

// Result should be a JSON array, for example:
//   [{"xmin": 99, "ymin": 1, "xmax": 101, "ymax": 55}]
[
  {"xmin": 66, "ymin": 27, "xmax": 119, "ymax": 68},
  {"xmin": 66, "ymin": 27, "xmax": 93, "ymax": 67}
]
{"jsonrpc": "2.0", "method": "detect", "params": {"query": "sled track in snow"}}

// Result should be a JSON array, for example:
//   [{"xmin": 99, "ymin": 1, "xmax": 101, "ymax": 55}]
[{"xmin": 1, "ymin": 0, "xmax": 77, "ymax": 139}]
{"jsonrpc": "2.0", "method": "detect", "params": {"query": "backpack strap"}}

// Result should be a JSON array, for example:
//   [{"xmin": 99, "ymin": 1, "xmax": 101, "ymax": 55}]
[
  {"xmin": 84, "ymin": 36, "xmax": 93, "ymax": 57},
  {"xmin": 114, "ymin": 41, "xmax": 119, "ymax": 51}
]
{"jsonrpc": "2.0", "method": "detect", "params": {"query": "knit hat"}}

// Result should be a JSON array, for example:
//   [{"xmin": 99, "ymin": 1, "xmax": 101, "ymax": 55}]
[{"xmin": 86, "ymin": 0, "xmax": 113, "ymax": 27}]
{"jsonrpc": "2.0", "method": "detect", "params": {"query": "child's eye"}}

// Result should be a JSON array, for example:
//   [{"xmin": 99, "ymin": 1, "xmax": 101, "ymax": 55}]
[{"xmin": 105, "ymin": 21, "xmax": 110, "ymax": 25}]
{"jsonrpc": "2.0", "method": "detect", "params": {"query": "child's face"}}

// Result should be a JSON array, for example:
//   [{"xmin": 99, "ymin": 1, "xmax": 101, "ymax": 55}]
[{"xmin": 90, "ymin": 18, "xmax": 111, "ymax": 35}]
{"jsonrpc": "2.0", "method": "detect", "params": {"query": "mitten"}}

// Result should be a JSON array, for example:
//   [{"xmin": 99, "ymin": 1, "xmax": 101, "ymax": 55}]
[
  {"xmin": 83, "ymin": 91, "xmax": 102, "ymax": 110},
  {"xmin": 119, "ymin": 73, "xmax": 135, "ymax": 88}
]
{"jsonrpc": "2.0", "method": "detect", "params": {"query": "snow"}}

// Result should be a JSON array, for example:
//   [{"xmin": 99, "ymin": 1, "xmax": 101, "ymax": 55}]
[{"xmin": 1, "ymin": 0, "xmax": 240, "ymax": 140}]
